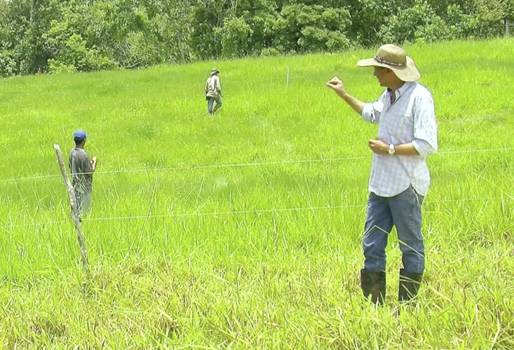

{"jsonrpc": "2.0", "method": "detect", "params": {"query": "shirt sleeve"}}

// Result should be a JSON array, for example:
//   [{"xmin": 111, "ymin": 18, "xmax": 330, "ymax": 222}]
[
  {"xmin": 361, "ymin": 92, "xmax": 386, "ymax": 124},
  {"xmin": 78, "ymin": 152, "xmax": 93, "ymax": 174},
  {"xmin": 412, "ymin": 93, "xmax": 438, "ymax": 157},
  {"xmin": 216, "ymin": 76, "xmax": 221, "ymax": 92}
]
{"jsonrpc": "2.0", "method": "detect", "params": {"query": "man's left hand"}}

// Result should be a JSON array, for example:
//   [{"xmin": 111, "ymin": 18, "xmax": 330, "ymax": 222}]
[{"xmin": 368, "ymin": 139, "xmax": 388, "ymax": 154}]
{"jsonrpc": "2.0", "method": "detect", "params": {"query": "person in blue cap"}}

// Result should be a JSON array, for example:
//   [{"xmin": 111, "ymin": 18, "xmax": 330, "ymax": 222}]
[{"xmin": 69, "ymin": 130, "xmax": 97, "ymax": 217}]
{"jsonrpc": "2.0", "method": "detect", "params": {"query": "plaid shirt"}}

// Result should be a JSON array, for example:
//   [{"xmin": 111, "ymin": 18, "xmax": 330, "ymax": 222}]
[{"xmin": 361, "ymin": 82, "xmax": 438, "ymax": 197}]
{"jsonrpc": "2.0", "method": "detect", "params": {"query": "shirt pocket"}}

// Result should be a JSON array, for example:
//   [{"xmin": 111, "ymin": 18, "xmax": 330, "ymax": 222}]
[{"xmin": 392, "ymin": 112, "xmax": 414, "ymax": 142}]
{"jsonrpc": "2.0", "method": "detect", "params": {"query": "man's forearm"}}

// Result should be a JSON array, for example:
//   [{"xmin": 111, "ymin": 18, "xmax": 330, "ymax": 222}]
[
  {"xmin": 326, "ymin": 77, "xmax": 366, "ymax": 115},
  {"xmin": 394, "ymin": 143, "xmax": 419, "ymax": 156},
  {"xmin": 338, "ymin": 92, "xmax": 365, "ymax": 115},
  {"xmin": 369, "ymin": 140, "xmax": 420, "ymax": 156}
]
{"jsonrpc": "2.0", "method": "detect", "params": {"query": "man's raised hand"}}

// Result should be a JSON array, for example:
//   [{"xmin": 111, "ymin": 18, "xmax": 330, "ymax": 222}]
[{"xmin": 326, "ymin": 76, "xmax": 346, "ymax": 96}]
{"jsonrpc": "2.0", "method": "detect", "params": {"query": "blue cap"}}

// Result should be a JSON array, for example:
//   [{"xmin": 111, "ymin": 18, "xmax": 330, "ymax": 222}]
[{"xmin": 73, "ymin": 130, "xmax": 87, "ymax": 141}]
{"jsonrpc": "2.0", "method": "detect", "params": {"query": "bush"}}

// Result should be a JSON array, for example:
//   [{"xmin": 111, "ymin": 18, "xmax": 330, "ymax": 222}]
[
  {"xmin": 0, "ymin": 50, "xmax": 17, "ymax": 77},
  {"xmin": 260, "ymin": 47, "xmax": 281, "ymax": 56},
  {"xmin": 220, "ymin": 17, "xmax": 253, "ymax": 58},
  {"xmin": 47, "ymin": 60, "xmax": 78, "ymax": 74},
  {"xmin": 272, "ymin": 4, "xmax": 352, "ymax": 53},
  {"xmin": 379, "ymin": 0, "xmax": 450, "ymax": 43},
  {"xmin": 445, "ymin": 4, "xmax": 481, "ymax": 39},
  {"xmin": 119, "ymin": 31, "xmax": 161, "ymax": 68},
  {"xmin": 47, "ymin": 34, "xmax": 115, "ymax": 74}
]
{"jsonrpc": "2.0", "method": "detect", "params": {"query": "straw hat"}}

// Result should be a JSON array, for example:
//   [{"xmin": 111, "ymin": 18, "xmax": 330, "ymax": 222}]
[{"xmin": 357, "ymin": 44, "xmax": 420, "ymax": 82}]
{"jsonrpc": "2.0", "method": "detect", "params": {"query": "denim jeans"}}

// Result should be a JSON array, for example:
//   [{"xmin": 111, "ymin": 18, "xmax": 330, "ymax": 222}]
[
  {"xmin": 362, "ymin": 186, "xmax": 425, "ymax": 274},
  {"xmin": 207, "ymin": 95, "xmax": 222, "ymax": 114}
]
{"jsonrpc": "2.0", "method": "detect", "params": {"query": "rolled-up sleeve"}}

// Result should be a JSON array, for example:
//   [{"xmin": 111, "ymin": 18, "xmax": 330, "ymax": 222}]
[
  {"xmin": 412, "ymin": 93, "xmax": 438, "ymax": 157},
  {"xmin": 361, "ymin": 100, "xmax": 384, "ymax": 124}
]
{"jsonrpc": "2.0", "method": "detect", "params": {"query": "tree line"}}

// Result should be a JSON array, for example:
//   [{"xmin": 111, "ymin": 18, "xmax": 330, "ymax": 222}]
[{"xmin": 0, "ymin": 0, "xmax": 512, "ymax": 76}]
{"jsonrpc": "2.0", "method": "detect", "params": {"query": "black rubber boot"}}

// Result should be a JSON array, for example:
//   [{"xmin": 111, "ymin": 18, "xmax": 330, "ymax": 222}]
[
  {"xmin": 398, "ymin": 269, "xmax": 423, "ymax": 302},
  {"xmin": 360, "ymin": 269, "xmax": 386, "ymax": 305}
]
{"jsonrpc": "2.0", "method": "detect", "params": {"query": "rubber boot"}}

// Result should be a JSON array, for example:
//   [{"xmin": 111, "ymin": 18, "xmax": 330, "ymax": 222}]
[
  {"xmin": 398, "ymin": 269, "xmax": 423, "ymax": 302},
  {"xmin": 360, "ymin": 269, "xmax": 386, "ymax": 305}
]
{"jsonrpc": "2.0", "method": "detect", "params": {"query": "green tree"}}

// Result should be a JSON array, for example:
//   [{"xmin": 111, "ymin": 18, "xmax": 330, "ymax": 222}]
[
  {"xmin": 272, "ymin": 4, "xmax": 351, "ymax": 53},
  {"xmin": 378, "ymin": 1, "xmax": 450, "ymax": 43},
  {"xmin": 219, "ymin": 16, "xmax": 253, "ymax": 58},
  {"xmin": 0, "ymin": 0, "xmax": 512, "ymax": 76}
]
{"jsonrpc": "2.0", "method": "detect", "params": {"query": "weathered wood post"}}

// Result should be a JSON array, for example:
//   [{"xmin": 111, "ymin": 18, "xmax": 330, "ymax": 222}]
[{"xmin": 53, "ymin": 144, "xmax": 89, "ymax": 271}]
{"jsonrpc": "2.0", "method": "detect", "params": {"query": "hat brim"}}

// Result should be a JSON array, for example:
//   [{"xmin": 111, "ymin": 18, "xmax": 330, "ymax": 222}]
[{"xmin": 357, "ymin": 56, "xmax": 420, "ymax": 82}]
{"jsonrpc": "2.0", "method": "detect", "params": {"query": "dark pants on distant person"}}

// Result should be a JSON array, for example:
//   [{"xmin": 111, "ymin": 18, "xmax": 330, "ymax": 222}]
[
  {"xmin": 74, "ymin": 190, "xmax": 92, "ymax": 217},
  {"xmin": 207, "ymin": 95, "xmax": 222, "ymax": 114},
  {"xmin": 362, "ymin": 186, "xmax": 425, "ymax": 274}
]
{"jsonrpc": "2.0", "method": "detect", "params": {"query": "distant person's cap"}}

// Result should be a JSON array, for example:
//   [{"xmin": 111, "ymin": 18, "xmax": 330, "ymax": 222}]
[
  {"xmin": 210, "ymin": 68, "xmax": 220, "ymax": 75},
  {"xmin": 73, "ymin": 130, "xmax": 87, "ymax": 141}
]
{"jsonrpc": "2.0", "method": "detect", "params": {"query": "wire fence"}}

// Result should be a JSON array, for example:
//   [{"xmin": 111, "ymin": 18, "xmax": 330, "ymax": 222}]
[
  {"xmin": 0, "ymin": 146, "xmax": 511, "ymax": 230},
  {"xmin": 1, "ymin": 147, "xmax": 512, "ymax": 184},
  {"xmin": 1, "ymin": 194, "xmax": 511, "ymax": 231}
]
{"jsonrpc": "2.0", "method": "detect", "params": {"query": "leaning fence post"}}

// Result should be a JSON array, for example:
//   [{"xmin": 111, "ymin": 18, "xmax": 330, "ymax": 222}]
[{"xmin": 53, "ymin": 144, "xmax": 89, "ymax": 271}]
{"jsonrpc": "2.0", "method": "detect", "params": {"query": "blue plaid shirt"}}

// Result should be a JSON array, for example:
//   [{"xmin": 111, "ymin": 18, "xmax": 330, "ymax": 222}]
[{"xmin": 361, "ymin": 82, "xmax": 438, "ymax": 197}]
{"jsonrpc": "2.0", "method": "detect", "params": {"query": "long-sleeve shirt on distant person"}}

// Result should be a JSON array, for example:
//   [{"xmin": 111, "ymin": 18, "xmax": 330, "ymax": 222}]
[
  {"xmin": 361, "ymin": 81, "xmax": 438, "ymax": 197},
  {"xmin": 205, "ymin": 75, "xmax": 221, "ymax": 97},
  {"xmin": 69, "ymin": 148, "xmax": 94, "ymax": 194}
]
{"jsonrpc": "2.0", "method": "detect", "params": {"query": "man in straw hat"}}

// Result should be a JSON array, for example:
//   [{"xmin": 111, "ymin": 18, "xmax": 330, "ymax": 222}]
[
  {"xmin": 205, "ymin": 68, "xmax": 222, "ymax": 115},
  {"xmin": 326, "ymin": 44, "xmax": 438, "ymax": 305}
]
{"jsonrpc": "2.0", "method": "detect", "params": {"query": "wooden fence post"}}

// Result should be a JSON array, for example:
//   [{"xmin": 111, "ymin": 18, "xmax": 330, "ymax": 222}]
[{"xmin": 53, "ymin": 144, "xmax": 89, "ymax": 271}]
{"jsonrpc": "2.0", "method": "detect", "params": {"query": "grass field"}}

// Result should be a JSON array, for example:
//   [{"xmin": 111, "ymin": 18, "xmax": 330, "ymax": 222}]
[{"xmin": 0, "ymin": 39, "xmax": 513, "ymax": 348}]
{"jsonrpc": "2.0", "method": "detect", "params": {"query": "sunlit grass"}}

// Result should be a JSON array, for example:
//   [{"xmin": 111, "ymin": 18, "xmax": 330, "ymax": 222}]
[{"xmin": 0, "ymin": 39, "xmax": 513, "ymax": 348}]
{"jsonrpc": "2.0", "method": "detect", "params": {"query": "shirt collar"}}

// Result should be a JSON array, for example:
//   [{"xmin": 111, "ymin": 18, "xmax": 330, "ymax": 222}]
[
  {"xmin": 396, "ymin": 81, "xmax": 415, "ymax": 97},
  {"xmin": 386, "ymin": 81, "xmax": 415, "ymax": 102}
]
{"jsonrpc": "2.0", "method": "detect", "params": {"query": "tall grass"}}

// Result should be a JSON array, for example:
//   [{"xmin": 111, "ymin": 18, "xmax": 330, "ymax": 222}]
[{"xmin": 0, "ymin": 39, "xmax": 513, "ymax": 348}]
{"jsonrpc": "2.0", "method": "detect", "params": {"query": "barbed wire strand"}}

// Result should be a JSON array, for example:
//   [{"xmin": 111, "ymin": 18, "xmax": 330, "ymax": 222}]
[
  {"xmin": 1, "ymin": 147, "xmax": 513, "ymax": 184},
  {"xmin": 1, "ymin": 195, "xmax": 510, "ymax": 231}
]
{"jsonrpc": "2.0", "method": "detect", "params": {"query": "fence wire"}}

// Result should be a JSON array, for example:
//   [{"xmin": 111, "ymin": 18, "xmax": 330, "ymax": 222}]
[
  {"xmin": 1, "ymin": 195, "xmax": 511, "ymax": 231},
  {"xmin": 0, "ymin": 146, "xmax": 511, "ymax": 230},
  {"xmin": 1, "ymin": 147, "xmax": 512, "ymax": 184}
]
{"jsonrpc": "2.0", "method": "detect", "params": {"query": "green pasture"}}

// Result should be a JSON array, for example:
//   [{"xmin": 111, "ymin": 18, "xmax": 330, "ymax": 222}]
[{"xmin": 0, "ymin": 39, "xmax": 513, "ymax": 348}]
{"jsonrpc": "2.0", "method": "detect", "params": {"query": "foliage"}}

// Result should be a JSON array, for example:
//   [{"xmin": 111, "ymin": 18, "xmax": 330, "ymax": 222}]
[
  {"xmin": 0, "ymin": 0, "xmax": 512, "ymax": 76},
  {"xmin": 378, "ymin": 1, "xmax": 450, "ymax": 43},
  {"xmin": 274, "ymin": 4, "xmax": 352, "ymax": 53},
  {"xmin": 219, "ymin": 16, "xmax": 253, "ymax": 58}
]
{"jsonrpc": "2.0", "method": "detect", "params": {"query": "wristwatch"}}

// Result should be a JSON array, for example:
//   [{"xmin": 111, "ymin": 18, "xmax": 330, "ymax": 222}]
[{"xmin": 388, "ymin": 144, "xmax": 396, "ymax": 155}]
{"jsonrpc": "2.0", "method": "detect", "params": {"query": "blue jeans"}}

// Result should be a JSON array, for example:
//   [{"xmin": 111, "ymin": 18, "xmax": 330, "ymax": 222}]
[
  {"xmin": 207, "ymin": 95, "xmax": 222, "ymax": 114},
  {"xmin": 362, "ymin": 186, "xmax": 425, "ymax": 274}
]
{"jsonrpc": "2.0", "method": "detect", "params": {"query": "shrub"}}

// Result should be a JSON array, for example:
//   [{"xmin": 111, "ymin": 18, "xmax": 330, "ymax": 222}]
[
  {"xmin": 220, "ymin": 17, "xmax": 253, "ymax": 58},
  {"xmin": 0, "ymin": 50, "xmax": 17, "ymax": 76},
  {"xmin": 379, "ymin": 0, "xmax": 450, "ymax": 43}
]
